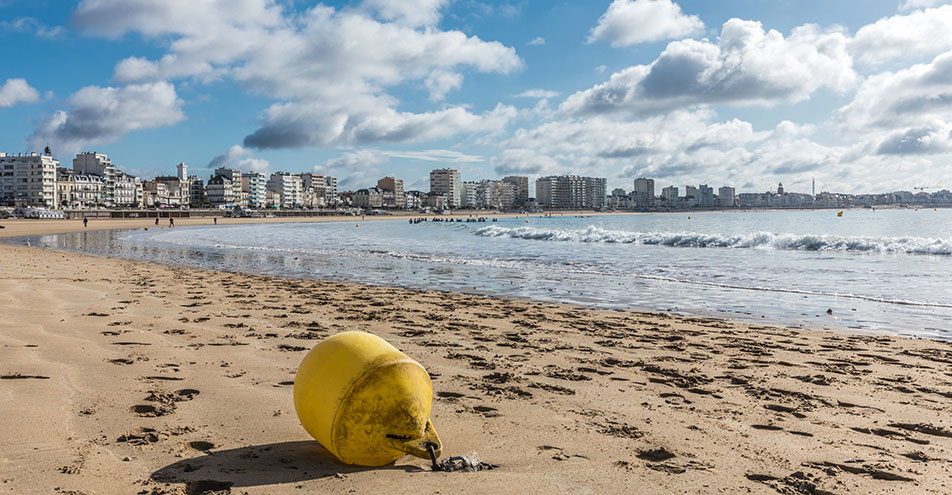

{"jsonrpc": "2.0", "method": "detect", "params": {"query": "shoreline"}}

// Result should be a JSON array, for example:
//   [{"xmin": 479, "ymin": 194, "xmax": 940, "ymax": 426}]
[
  {"xmin": 0, "ymin": 216, "xmax": 893, "ymax": 343},
  {"xmin": 2, "ymin": 221, "xmax": 952, "ymax": 494}
]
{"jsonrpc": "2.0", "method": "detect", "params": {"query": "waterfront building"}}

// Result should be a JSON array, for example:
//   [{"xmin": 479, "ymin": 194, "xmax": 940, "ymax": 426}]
[
  {"xmin": 429, "ymin": 168, "xmax": 461, "ymax": 209},
  {"xmin": 73, "ymin": 152, "xmax": 116, "ymax": 206},
  {"xmin": 300, "ymin": 173, "xmax": 337, "ymax": 207},
  {"xmin": 115, "ymin": 172, "xmax": 143, "ymax": 207},
  {"xmin": 405, "ymin": 190, "xmax": 424, "ymax": 210},
  {"xmin": 240, "ymin": 172, "xmax": 266, "ymax": 208},
  {"xmin": 154, "ymin": 176, "xmax": 188, "ymax": 205},
  {"xmin": 214, "ymin": 167, "xmax": 246, "ymax": 208},
  {"xmin": 607, "ymin": 188, "xmax": 630, "ymax": 209},
  {"xmin": 141, "ymin": 181, "xmax": 167, "ymax": 207},
  {"xmin": 352, "ymin": 187, "xmax": 385, "ymax": 208},
  {"xmin": 377, "ymin": 177, "xmax": 405, "ymax": 209},
  {"xmin": 266, "ymin": 172, "xmax": 303, "ymax": 208},
  {"xmin": 717, "ymin": 186, "xmax": 736, "ymax": 207},
  {"xmin": 206, "ymin": 175, "xmax": 234, "ymax": 207},
  {"xmin": 56, "ymin": 168, "xmax": 104, "ymax": 209},
  {"xmin": 699, "ymin": 185, "xmax": 714, "ymax": 207},
  {"xmin": 684, "ymin": 185, "xmax": 699, "ymax": 208},
  {"xmin": 633, "ymin": 178, "xmax": 655, "ymax": 208},
  {"xmin": 0, "ymin": 149, "xmax": 59, "ymax": 208},
  {"xmin": 188, "ymin": 176, "xmax": 205, "ymax": 206},
  {"xmin": 661, "ymin": 186, "xmax": 679, "ymax": 208},
  {"xmin": 423, "ymin": 192, "xmax": 448, "ymax": 210},
  {"xmin": 535, "ymin": 175, "xmax": 606, "ymax": 210},
  {"xmin": 502, "ymin": 176, "xmax": 530, "ymax": 207},
  {"xmin": 176, "ymin": 162, "xmax": 188, "ymax": 181},
  {"xmin": 461, "ymin": 181, "xmax": 478, "ymax": 208},
  {"xmin": 473, "ymin": 180, "xmax": 516, "ymax": 209}
]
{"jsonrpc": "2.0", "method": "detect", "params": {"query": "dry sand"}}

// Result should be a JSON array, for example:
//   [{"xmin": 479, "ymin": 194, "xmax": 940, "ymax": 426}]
[{"xmin": 1, "ymin": 219, "xmax": 951, "ymax": 494}]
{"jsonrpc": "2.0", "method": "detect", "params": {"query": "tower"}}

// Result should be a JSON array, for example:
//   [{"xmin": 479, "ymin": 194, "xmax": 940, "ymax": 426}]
[
  {"xmin": 778, "ymin": 182, "xmax": 784, "ymax": 195},
  {"xmin": 176, "ymin": 162, "xmax": 187, "ymax": 181},
  {"xmin": 812, "ymin": 177, "xmax": 815, "ymax": 197}
]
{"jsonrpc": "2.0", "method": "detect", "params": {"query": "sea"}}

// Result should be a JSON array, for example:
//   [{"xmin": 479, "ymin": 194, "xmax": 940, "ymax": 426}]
[{"xmin": 14, "ymin": 208, "xmax": 952, "ymax": 340}]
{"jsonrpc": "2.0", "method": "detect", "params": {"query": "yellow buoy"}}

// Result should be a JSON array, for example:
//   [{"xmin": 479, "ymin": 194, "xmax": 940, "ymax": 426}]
[
  {"xmin": 355, "ymin": 223, "xmax": 359, "ymax": 227},
  {"xmin": 837, "ymin": 211, "xmax": 843, "ymax": 217},
  {"xmin": 294, "ymin": 331, "xmax": 441, "ymax": 466}
]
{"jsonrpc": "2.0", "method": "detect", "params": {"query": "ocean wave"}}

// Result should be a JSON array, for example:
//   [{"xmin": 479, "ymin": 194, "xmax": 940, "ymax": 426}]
[{"xmin": 473, "ymin": 225, "xmax": 952, "ymax": 255}]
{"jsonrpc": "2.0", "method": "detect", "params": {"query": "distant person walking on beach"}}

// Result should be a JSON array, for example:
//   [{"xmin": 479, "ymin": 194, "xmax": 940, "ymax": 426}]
[
  {"xmin": 213, "ymin": 217, "xmax": 217, "ymax": 225},
  {"xmin": 83, "ymin": 217, "xmax": 88, "ymax": 228},
  {"xmin": 155, "ymin": 217, "xmax": 159, "ymax": 226},
  {"xmin": 169, "ymin": 217, "xmax": 174, "ymax": 227}
]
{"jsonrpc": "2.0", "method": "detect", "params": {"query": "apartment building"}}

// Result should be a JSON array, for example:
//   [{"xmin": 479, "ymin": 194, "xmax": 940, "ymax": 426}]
[
  {"xmin": 73, "ymin": 152, "xmax": 116, "ymax": 206},
  {"xmin": 429, "ymin": 168, "xmax": 461, "ymax": 208},
  {"xmin": 0, "ymin": 149, "xmax": 59, "ymax": 208},
  {"xmin": 535, "ymin": 175, "xmax": 606, "ymax": 209}
]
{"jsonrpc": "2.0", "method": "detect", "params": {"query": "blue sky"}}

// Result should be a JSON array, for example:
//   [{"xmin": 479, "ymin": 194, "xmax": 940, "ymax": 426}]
[{"xmin": 1, "ymin": 0, "xmax": 951, "ymax": 194}]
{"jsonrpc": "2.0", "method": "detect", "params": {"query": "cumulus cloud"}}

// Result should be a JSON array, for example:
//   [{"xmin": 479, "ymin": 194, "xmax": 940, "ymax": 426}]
[
  {"xmin": 875, "ymin": 124, "xmax": 952, "ymax": 155},
  {"xmin": 564, "ymin": 19, "xmax": 856, "ymax": 116},
  {"xmin": 527, "ymin": 37, "xmax": 545, "ymax": 46},
  {"xmin": 900, "ymin": 0, "xmax": 951, "ymax": 11},
  {"xmin": 29, "ymin": 81, "xmax": 184, "ymax": 153},
  {"xmin": 76, "ymin": 1, "xmax": 522, "ymax": 149},
  {"xmin": 837, "ymin": 50, "xmax": 952, "ymax": 132},
  {"xmin": 316, "ymin": 149, "xmax": 389, "ymax": 189},
  {"xmin": 244, "ymin": 101, "xmax": 517, "ymax": 148},
  {"xmin": 588, "ymin": 0, "xmax": 704, "ymax": 47},
  {"xmin": 362, "ymin": 0, "xmax": 448, "ymax": 27},
  {"xmin": 0, "ymin": 78, "xmax": 41, "ymax": 107},
  {"xmin": 850, "ymin": 5, "xmax": 952, "ymax": 67},
  {"xmin": 207, "ymin": 145, "xmax": 271, "ymax": 173}
]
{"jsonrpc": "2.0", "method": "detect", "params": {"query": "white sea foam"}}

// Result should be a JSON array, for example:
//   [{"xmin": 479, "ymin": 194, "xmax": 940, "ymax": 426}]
[{"xmin": 473, "ymin": 225, "xmax": 952, "ymax": 255}]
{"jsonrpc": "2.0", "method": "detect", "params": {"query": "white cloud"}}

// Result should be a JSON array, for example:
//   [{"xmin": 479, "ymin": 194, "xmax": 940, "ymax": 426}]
[
  {"xmin": 316, "ymin": 149, "xmax": 389, "ymax": 189},
  {"xmin": 513, "ymin": 89, "xmax": 560, "ymax": 99},
  {"xmin": 0, "ymin": 17, "xmax": 64, "ymax": 38},
  {"xmin": 850, "ymin": 5, "xmax": 952, "ymax": 67},
  {"xmin": 837, "ymin": 50, "xmax": 952, "ymax": 132},
  {"xmin": 527, "ymin": 36, "xmax": 545, "ymax": 46},
  {"xmin": 29, "ymin": 82, "xmax": 184, "ymax": 154},
  {"xmin": 836, "ymin": 50, "xmax": 952, "ymax": 156},
  {"xmin": 588, "ymin": 0, "xmax": 704, "ymax": 47},
  {"xmin": 76, "ymin": 1, "xmax": 522, "ymax": 148},
  {"xmin": 900, "ymin": 0, "xmax": 951, "ymax": 11},
  {"xmin": 244, "ymin": 100, "xmax": 517, "ymax": 148},
  {"xmin": 564, "ymin": 19, "xmax": 857, "ymax": 116},
  {"xmin": 362, "ymin": 0, "xmax": 448, "ymax": 27},
  {"xmin": 207, "ymin": 145, "xmax": 271, "ymax": 173},
  {"xmin": 0, "ymin": 78, "xmax": 41, "ymax": 107},
  {"xmin": 380, "ymin": 149, "xmax": 484, "ymax": 162}
]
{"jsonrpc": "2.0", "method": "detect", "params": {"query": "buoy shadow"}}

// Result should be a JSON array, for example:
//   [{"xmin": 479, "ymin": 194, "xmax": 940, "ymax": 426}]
[{"xmin": 151, "ymin": 440, "xmax": 425, "ymax": 488}]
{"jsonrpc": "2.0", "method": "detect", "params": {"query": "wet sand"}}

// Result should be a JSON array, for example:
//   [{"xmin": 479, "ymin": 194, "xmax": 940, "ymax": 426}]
[{"xmin": 1, "ymin": 220, "xmax": 951, "ymax": 494}]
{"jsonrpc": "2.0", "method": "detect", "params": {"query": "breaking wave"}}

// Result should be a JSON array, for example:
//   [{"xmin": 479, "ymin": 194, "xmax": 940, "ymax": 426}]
[{"xmin": 473, "ymin": 225, "xmax": 952, "ymax": 255}]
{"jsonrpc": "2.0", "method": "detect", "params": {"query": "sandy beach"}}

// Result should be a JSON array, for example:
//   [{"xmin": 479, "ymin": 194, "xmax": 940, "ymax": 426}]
[{"xmin": 1, "ymin": 219, "xmax": 952, "ymax": 494}]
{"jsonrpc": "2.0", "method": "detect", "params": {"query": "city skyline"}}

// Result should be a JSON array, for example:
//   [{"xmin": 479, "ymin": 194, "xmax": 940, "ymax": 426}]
[{"xmin": 2, "ymin": 1, "xmax": 952, "ymax": 193}]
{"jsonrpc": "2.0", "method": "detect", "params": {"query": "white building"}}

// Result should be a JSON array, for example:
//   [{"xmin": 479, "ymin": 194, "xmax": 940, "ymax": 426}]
[
  {"xmin": 0, "ymin": 149, "xmax": 59, "ymax": 208},
  {"xmin": 717, "ymin": 186, "xmax": 736, "ymax": 207},
  {"xmin": 241, "ymin": 172, "xmax": 267, "ymax": 208},
  {"xmin": 633, "ymin": 178, "xmax": 655, "ymax": 208},
  {"xmin": 115, "ymin": 172, "xmax": 143, "ymax": 207},
  {"xmin": 206, "ymin": 175, "xmax": 234, "ymax": 207},
  {"xmin": 429, "ymin": 168, "xmax": 461, "ymax": 209},
  {"xmin": 502, "ymin": 176, "xmax": 529, "ymax": 207},
  {"xmin": 267, "ymin": 172, "xmax": 303, "ymax": 208},
  {"xmin": 535, "ymin": 175, "xmax": 606, "ymax": 209},
  {"xmin": 661, "ymin": 186, "xmax": 679, "ymax": 208},
  {"xmin": 176, "ymin": 162, "xmax": 188, "ymax": 181},
  {"xmin": 73, "ymin": 152, "xmax": 116, "ymax": 206},
  {"xmin": 214, "ymin": 167, "xmax": 246, "ymax": 208},
  {"xmin": 462, "ymin": 181, "xmax": 478, "ymax": 208}
]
